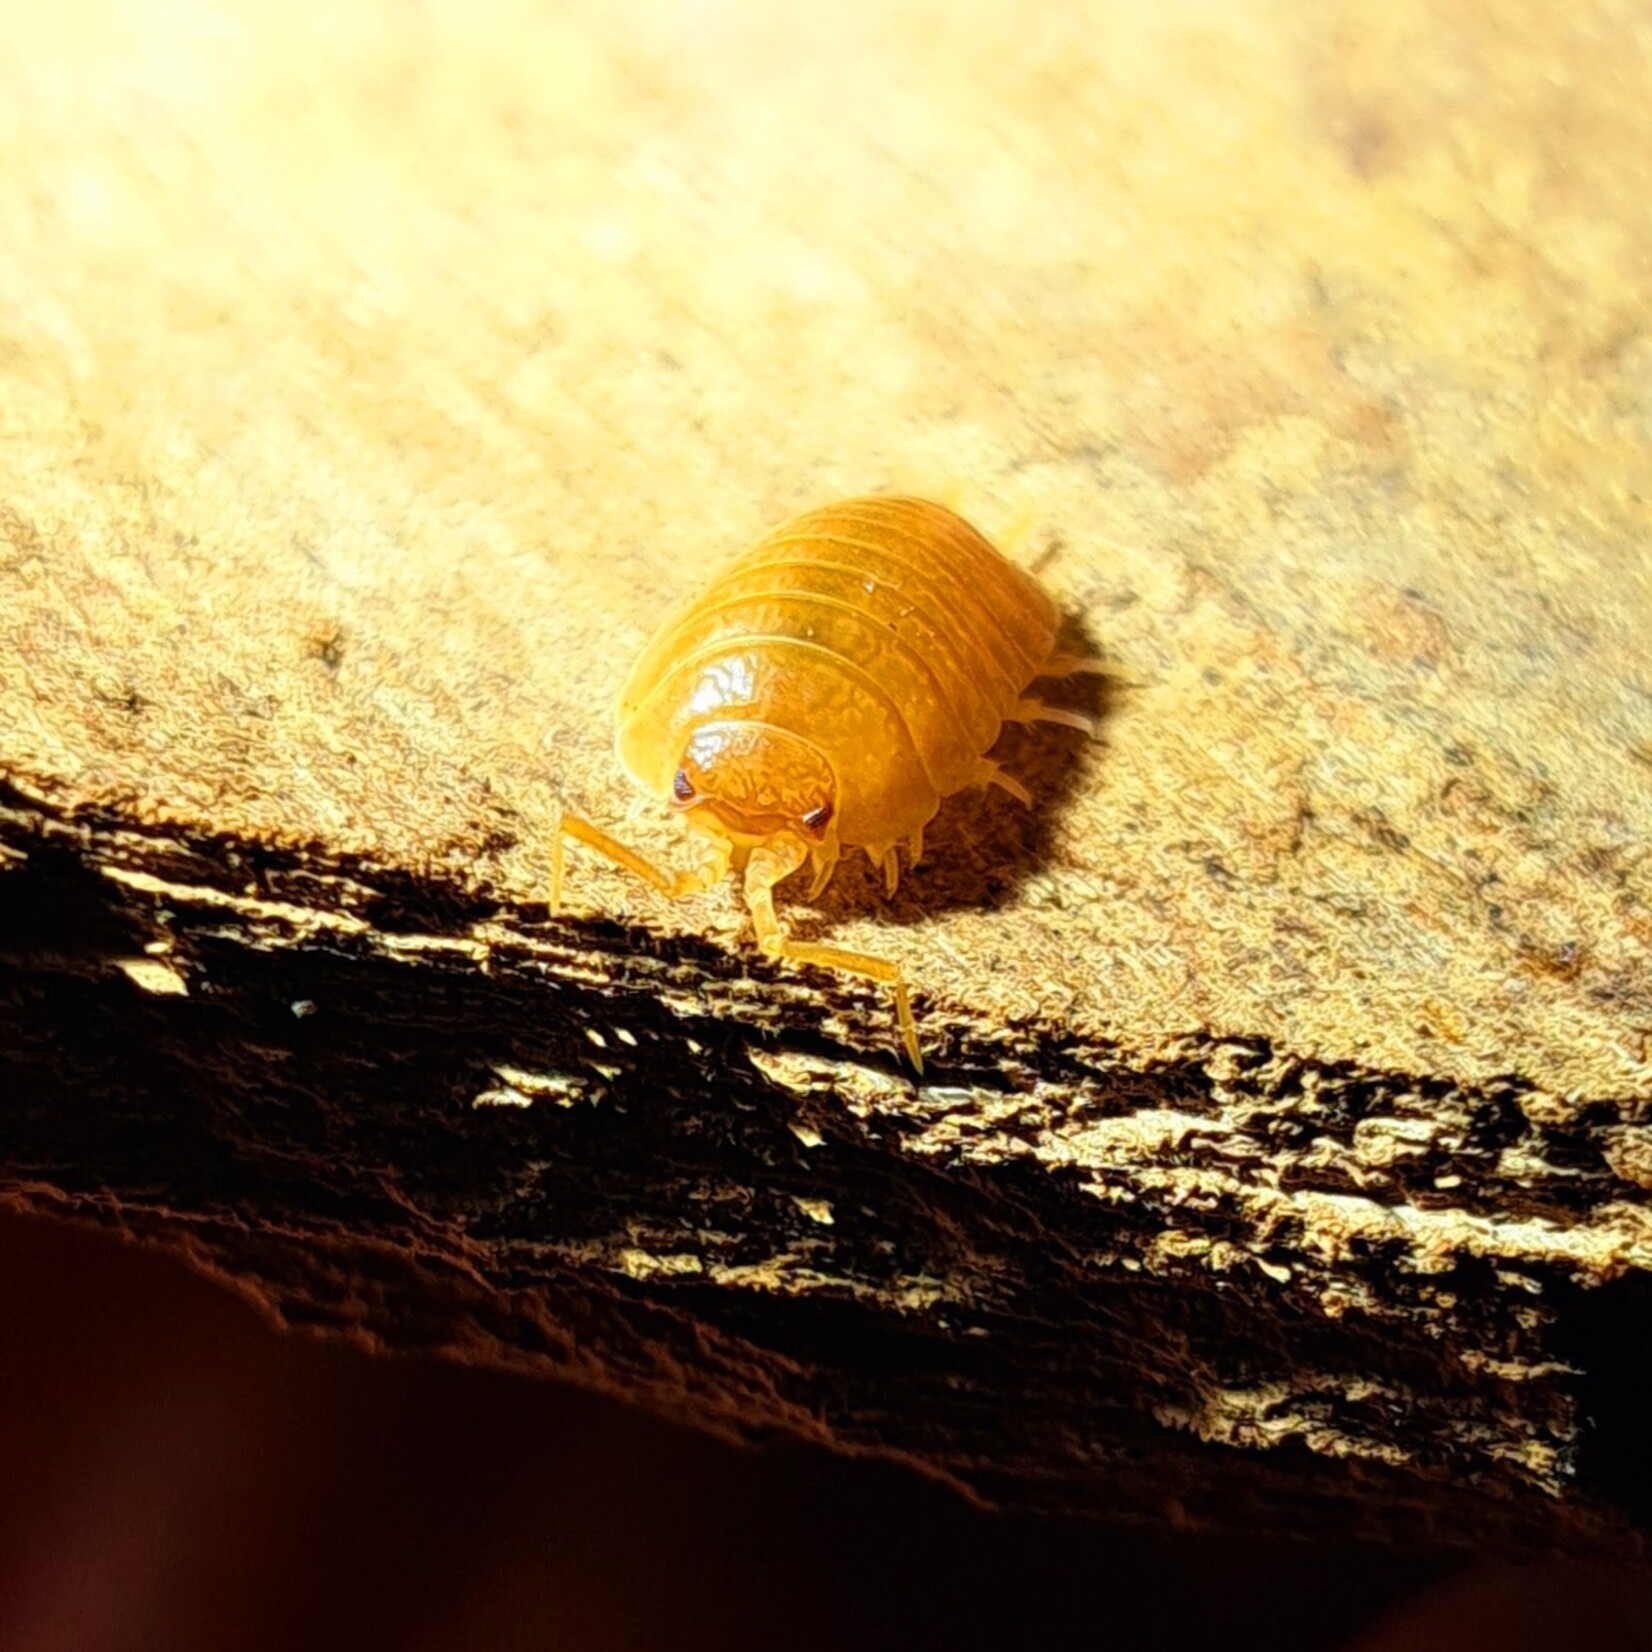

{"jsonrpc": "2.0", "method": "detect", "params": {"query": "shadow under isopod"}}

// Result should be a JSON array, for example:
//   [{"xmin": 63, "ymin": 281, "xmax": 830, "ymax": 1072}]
[{"xmin": 800, "ymin": 613, "xmax": 1126, "ymax": 931}]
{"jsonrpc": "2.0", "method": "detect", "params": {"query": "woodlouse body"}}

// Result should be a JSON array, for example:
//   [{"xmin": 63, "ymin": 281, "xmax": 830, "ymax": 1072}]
[
  {"xmin": 617, "ymin": 495, "xmax": 1061, "ymax": 856},
  {"xmin": 553, "ymin": 495, "xmax": 1095, "ymax": 1068}
]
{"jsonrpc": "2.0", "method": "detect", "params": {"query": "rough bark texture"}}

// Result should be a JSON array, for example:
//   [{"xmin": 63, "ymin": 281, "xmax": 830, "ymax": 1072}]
[{"xmin": 3, "ymin": 0, "xmax": 1651, "ymax": 1556}]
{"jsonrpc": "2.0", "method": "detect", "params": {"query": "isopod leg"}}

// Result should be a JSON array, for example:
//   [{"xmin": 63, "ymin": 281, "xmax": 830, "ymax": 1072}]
[
  {"xmin": 745, "ymin": 838, "xmax": 923, "ymax": 1072},
  {"xmin": 1009, "ymin": 697, "xmax": 1096, "ymax": 735},
  {"xmin": 806, "ymin": 839, "xmax": 842, "ymax": 901},
  {"xmin": 1039, "ymin": 651, "xmax": 1113, "ymax": 678},
  {"xmin": 973, "ymin": 758, "xmax": 1033, "ymax": 806},
  {"xmin": 862, "ymin": 838, "xmax": 900, "ymax": 898},
  {"xmin": 551, "ymin": 809, "xmax": 728, "ymax": 914},
  {"xmin": 882, "ymin": 849, "xmax": 901, "ymax": 899},
  {"xmin": 781, "ymin": 938, "xmax": 921, "ymax": 1073}
]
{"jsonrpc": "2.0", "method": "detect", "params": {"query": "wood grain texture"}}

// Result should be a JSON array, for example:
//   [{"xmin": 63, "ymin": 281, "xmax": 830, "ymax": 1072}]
[{"xmin": 3, "ymin": 0, "xmax": 1651, "ymax": 1553}]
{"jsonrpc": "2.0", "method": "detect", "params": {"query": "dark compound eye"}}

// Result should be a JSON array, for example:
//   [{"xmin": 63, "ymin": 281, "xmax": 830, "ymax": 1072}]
[
  {"xmin": 800, "ymin": 802, "xmax": 833, "ymax": 835},
  {"xmin": 672, "ymin": 768, "xmax": 695, "ymax": 803}
]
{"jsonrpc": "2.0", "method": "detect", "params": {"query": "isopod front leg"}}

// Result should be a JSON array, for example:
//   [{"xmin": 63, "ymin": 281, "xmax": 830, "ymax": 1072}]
[
  {"xmin": 550, "ymin": 808, "xmax": 730, "ymax": 915},
  {"xmin": 744, "ymin": 838, "xmax": 923, "ymax": 1073}
]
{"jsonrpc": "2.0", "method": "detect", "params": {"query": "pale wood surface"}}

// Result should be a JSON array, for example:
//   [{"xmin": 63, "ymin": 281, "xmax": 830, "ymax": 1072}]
[
  {"xmin": 4, "ymin": 0, "xmax": 1652, "ymax": 1549},
  {"xmin": 5, "ymin": 0, "xmax": 1651, "ymax": 1102}
]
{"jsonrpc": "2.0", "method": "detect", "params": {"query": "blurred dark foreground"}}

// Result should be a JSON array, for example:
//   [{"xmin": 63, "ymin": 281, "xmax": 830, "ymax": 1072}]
[{"xmin": 0, "ymin": 1208, "xmax": 1645, "ymax": 1652}]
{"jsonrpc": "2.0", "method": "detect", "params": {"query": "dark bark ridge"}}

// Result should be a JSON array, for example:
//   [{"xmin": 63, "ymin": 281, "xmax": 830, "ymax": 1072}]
[{"xmin": 2, "ymin": 778, "xmax": 1647, "ymax": 1557}]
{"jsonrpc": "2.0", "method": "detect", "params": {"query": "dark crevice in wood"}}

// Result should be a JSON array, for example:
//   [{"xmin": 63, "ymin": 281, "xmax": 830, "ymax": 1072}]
[{"xmin": 1, "ymin": 782, "xmax": 1646, "ymax": 1558}]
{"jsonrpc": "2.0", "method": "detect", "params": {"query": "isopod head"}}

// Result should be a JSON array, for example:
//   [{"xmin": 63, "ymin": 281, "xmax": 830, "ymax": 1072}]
[{"xmin": 668, "ymin": 719, "xmax": 837, "ymax": 850}]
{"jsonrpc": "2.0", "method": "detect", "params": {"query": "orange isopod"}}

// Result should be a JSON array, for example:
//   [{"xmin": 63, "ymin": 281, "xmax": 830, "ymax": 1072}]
[{"xmin": 551, "ymin": 495, "xmax": 1098, "ymax": 1069}]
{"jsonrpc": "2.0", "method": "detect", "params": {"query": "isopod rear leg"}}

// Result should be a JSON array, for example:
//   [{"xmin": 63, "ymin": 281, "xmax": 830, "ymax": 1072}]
[
  {"xmin": 550, "ymin": 809, "xmax": 729, "ymax": 914},
  {"xmin": 973, "ymin": 757, "xmax": 1033, "ymax": 806},
  {"xmin": 746, "ymin": 838, "xmax": 923, "ymax": 1072},
  {"xmin": 1009, "ymin": 697, "xmax": 1097, "ymax": 736},
  {"xmin": 1039, "ymin": 651, "xmax": 1114, "ymax": 678}
]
